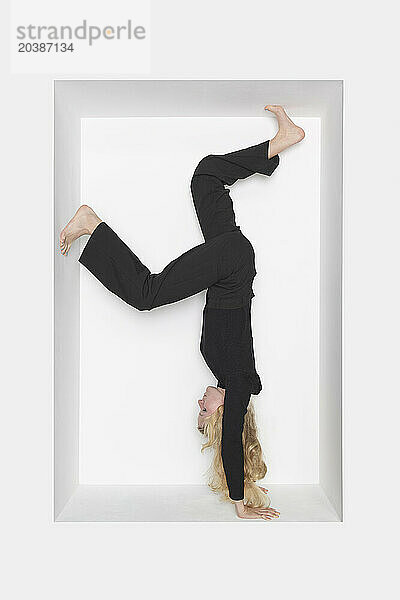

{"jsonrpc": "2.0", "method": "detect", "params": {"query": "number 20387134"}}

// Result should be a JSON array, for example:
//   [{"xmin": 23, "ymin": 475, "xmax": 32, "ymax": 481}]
[{"xmin": 18, "ymin": 42, "xmax": 75, "ymax": 53}]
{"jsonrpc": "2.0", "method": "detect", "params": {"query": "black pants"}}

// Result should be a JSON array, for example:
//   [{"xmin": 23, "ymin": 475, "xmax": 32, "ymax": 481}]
[{"xmin": 78, "ymin": 139, "xmax": 279, "ymax": 310}]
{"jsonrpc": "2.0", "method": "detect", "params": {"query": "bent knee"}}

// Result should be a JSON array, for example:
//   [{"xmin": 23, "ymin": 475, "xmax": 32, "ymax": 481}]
[
  {"xmin": 191, "ymin": 154, "xmax": 216, "ymax": 179},
  {"xmin": 126, "ymin": 296, "xmax": 153, "ymax": 312},
  {"xmin": 190, "ymin": 155, "xmax": 222, "ymax": 202},
  {"xmin": 134, "ymin": 303, "xmax": 152, "ymax": 312}
]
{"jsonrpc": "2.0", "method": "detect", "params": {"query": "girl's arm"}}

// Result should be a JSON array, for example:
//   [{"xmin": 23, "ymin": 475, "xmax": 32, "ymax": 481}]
[
  {"xmin": 221, "ymin": 374, "xmax": 280, "ymax": 520},
  {"xmin": 220, "ymin": 374, "xmax": 251, "ymax": 502}
]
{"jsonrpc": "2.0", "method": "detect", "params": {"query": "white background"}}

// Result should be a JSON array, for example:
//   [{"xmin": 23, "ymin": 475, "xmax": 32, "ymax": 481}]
[
  {"xmin": 79, "ymin": 116, "xmax": 320, "ymax": 485},
  {"xmin": 2, "ymin": 0, "xmax": 399, "ymax": 599}
]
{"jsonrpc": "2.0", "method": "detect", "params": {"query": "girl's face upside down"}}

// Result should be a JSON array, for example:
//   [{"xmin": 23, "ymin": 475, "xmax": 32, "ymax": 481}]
[{"xmin": 197, "ymin": 386, "xmax": 225, "ymax": 429}]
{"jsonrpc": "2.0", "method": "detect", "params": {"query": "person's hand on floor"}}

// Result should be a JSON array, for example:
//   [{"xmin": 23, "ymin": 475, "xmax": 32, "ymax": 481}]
[{"xmin": 234, "ymin": 500, "xmax": 280, "ymax": 520}]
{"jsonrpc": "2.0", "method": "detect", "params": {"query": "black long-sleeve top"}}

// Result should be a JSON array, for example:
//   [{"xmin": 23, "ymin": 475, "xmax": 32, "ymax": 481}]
[{"xmin": 200, "ymin": 253, "xmax": 262, "ymax": 501}]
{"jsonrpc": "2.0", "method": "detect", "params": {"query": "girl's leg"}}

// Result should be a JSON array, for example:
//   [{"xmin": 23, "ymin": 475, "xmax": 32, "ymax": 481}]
[
  {"xmin": 190, "ymin": 139, "xmax": 279, "ymax": 242},
  {"xmin": 191, "ymin": 102, "xmax": 306, "ymax": 242},
  {"xmin": 77, "ymin": 218, "xmax": 234, "ymax": 311},
  {"xmin": 69, "ymin": 138, "xmax": 281, "ymax": 310}
]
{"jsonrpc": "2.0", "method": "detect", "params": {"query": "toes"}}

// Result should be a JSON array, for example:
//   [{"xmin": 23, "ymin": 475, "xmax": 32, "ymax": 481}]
[{"xmin": 60, "ymin": 233, "xmax": 67, "ymax": 254}]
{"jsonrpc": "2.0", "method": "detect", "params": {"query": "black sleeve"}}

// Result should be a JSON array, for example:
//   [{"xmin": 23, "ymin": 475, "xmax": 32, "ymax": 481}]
[{"xmin": 221, "ymin": 373, "xmax": 253, "ymax": 501}]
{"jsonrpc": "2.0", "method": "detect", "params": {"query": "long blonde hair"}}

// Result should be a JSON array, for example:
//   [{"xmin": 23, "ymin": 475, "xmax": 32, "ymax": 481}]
[{"xmin": 199, "ymin": 398, "xmax": 270, "ymax": 508}]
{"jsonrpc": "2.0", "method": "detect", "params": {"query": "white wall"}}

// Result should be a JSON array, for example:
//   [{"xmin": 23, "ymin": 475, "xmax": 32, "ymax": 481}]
[
  {"xmin": 319, "ymin": 96, "xmax": 343, "ymax": 513},
  {"xmin": 79, "ymin": 116, "xmax": 321, "ymax": 484}
]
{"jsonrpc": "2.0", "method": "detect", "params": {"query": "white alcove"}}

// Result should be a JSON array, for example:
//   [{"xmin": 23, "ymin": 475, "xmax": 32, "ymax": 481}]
[{"xmin": 54, "ymin": 80, "xmax": 342, "ymax": 522}]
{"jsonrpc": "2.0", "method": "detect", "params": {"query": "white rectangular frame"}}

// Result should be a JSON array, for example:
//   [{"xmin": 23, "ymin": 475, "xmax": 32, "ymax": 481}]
[{"xmin": 54, "ymin": 79, "xmax": 343, "ymax": 522}]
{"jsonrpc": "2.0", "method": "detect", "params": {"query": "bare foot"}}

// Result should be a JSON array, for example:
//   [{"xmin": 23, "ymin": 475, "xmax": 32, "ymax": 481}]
[
  {"xmin": 264, "ymin": 105, "xmax": 305, "ymax": 157},
  {"xmin": 60, "ymin": 205, "xmax": 102, "ymax": 255}
]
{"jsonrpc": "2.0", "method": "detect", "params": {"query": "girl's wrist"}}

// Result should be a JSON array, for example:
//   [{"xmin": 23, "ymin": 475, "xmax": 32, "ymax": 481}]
[{"xmin": 233, "ymin": 499, "xmax": 245, "ymax": 512}]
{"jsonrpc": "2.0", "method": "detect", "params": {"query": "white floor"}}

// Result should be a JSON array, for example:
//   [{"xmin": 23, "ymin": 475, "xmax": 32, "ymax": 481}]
[{"xmin": 56, "ymin": 484, "xmax": 341, "ymax": 522}]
